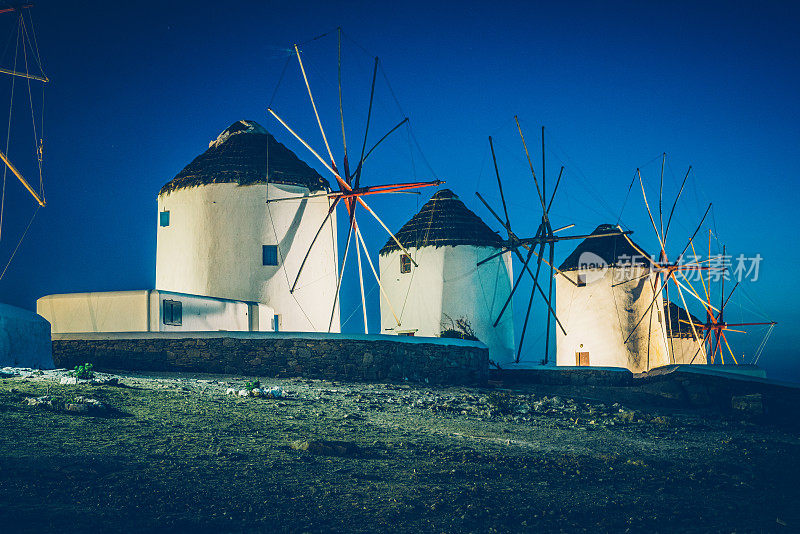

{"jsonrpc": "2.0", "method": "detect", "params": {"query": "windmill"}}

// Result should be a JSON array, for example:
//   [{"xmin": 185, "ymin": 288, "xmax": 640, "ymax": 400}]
[
  {"xmin": 0, "ymin": 2, "xmax": 47, "ymax": 280},
  {"xmin": 265, "ymin": 29, "xmax": 442, "ymax": 333},
  {"xmin": 475, "ymin": 117, "xmax": 630, "ymax": 363},
  {"xmin": 616, "ymin": 155, "xmax": 719, "ymax": 366},
  {"xmin": 683, "ymin": 236, "xmax": 778, "ymax": 366}
]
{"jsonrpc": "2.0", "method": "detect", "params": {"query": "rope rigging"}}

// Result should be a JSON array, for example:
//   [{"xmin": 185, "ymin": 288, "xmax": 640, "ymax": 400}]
[{"xmin": 0, "ymin": 5, "xmax": 46, "ymax": 280}]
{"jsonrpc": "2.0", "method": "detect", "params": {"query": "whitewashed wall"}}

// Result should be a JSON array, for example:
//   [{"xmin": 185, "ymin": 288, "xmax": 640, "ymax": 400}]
[
  {"xmin": 668, "ymin": 336, "xmax": 707, "ymax": 365},
  {"xmin": 156, "ymin": 182, "xmax": 339, "ymax": 333},
  {"xmin": 0, "ymin": 303, "xmax": 53, "ymax": 368},
  {"xmin": 37, "ymin": 290, "xmax": 274, "ymax": 334},
  {"xmin": 38, "ymin": 291, "xmax": 150, "ymax": 333},
  {"xmin": 556, "ymin": 267, "xmax": 671, "ymax": 373},
  {"xmin": 379, "ymin": 245, "xmax": 515, "ymax": 365},
  {"xmin": 151, "ymin": 291, "xmax": 261, "ymax": 332}
]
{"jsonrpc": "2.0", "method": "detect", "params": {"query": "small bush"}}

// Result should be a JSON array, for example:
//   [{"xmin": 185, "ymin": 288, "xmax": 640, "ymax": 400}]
[
  {"xmin": 71, "ymin": 363, "xmax": 94, "ymax": 380},
  {"xmin": 245, "ymin": 380, "xmax": 261, "ymax": 390},
  {"xmin": 439, "ymin": 315, "xmax": 479, "ymax": 341}
]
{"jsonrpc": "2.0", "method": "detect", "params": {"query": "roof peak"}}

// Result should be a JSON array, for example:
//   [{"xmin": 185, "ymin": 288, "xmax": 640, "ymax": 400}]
[
  {"xmin": 558, "ymin": 224, "xmax": 651, "ymax": 271},
  {"xmin": 159, "ymin": 120, "xmax": 328, "ymax": 195},
  {"xmin": 209, "ymin": 120, "xmax": 267, "ymax": 148},
  {"xmin": 379, "ymin": 188, "xmax": 503, "ymax": 254},
  {"xmin": 431, "ymin": 188, "xmax": 458, "ymax": 199}
]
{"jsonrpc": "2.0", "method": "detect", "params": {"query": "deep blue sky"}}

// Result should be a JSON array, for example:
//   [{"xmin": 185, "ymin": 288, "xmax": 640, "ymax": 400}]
[{"xmin": 0, "ymin": 1, "xmax": 797, "ymax": 381}]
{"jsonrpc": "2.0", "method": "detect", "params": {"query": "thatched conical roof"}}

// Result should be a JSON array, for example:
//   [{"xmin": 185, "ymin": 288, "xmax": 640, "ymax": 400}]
[
  {"xmin": 159, "ymin": 120, "xmax": 329, "ymax": 195},
  {"xmin": 558, "ymin": 224, "xmax": 652, "ymax": 272},
  {"xmin": 379, "ymin": 189, "xmax": 503, "ymax": 255}
]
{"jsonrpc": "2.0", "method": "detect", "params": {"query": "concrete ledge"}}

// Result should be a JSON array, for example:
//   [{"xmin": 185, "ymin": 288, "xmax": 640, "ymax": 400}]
[
  {"xmin": 636, "ymin": 365, "xmax": 800, "ymax": 426},
  {"xmin": 51, "ymin": 332, "xmax": 488, "ymax": 386}
]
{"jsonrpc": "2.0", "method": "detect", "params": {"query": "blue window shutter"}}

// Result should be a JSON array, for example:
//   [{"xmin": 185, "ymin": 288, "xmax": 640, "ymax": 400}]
[
  {"xmin": 262, "ymin": 245, "xmax": 278, "ymax": 266},
  {"xmin": 162, "ymin": 299, "xmax": 182, "ymax": 326},
  {"xmin": 160, "ymin": 211, "xmax": 170, "ymax": 227}
]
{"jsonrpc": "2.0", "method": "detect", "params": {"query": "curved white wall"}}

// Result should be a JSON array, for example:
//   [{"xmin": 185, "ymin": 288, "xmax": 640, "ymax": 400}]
[
  {"xmin": 156, "ymin": 182, "xmax": 339, "ymax": 333},
  {"xmin": 0, "ymin": 303, "xmax": 53, "ymax": 369},
  {"xmin": 379, "ymin": 245, "xmax": 515, "ymax": 365},
  {"xmin": 669, "ymin": 336, "xmax": 706, "ymax": 365},
  {"xmin": 556, "ymin": 267, "xmax": 670, "ymax": 373}
]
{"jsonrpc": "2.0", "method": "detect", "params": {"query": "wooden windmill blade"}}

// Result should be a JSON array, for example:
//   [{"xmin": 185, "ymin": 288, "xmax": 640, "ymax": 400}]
[
  {"xmin": 514, "ymin": 116, "xmax": 547, "ymax": 213},
  {"xmin": 663, "ymin": 166, "xmax": 692, "ymax": 246},
  {"xmin": 354, "ymin": 57, "xmax": 379, "ymax": 190},
  {"xmin": 493, "ymin": 237, "xmax": 538, "ymax": 327},
  {"xmin": 293, "ymin": 43, "xmax": 338, "ymax": 173},
  {"xmin": 328, "ymin": 208, "xmax": 357, "ymax": 332},
  {"xmin": 517, "ymin": 237, "xmax": 548, "ymax": 361},
  {"xmin": 336, "ymin": 28, "xmax": 349, "ymax": 179},
  {"xmin": 0, "ymin": 149, "xmax": 44, "ymax": 206},
  {"xmin": 546, "ymin": 167, "xmax": 564, "ymax": 213},
  {"xmin": 544, "ymin": 229, "xmax": 556, "ymax": 363},
  {"xmin": 659, "ymin": 154, "xmax": 665, "ymax": 244},
  {"xmin": 488, "ymin": 136, "xmax": 512, "ymax": 229},
  {"xmin": 286, "ymin": 197, "xmax": 340, "ymax": 293},
  {"xmin": 638, "ymin": 167, "xmax": 668, "ymax": 260},
  {"xmin": 0, "ymin": 5, "xmax": 47, "ymax": 208}
]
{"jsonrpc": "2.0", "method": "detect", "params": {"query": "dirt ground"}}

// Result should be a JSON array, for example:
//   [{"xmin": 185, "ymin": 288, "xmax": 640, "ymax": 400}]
[{"xmin": 0, "ymin": 369, "xmax": 798, "ymax": 533}]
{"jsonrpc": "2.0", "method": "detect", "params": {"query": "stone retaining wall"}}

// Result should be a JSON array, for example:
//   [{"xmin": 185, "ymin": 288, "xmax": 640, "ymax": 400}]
[
  {"xmin": 490, "ymin": 367, "xmax": 633, "ymax": 386},
  {"xmin": 51, "ymin": 333, "xmax": 488, "ymax": 386}
]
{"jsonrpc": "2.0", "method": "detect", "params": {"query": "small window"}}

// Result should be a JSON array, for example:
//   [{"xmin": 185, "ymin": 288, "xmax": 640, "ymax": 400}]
[
  {"xmin": 577, "ymin": 274, "xmax": 587, "ymax": 287},
  {"xmin": 398, "ymin": 331, "xmax": 415, "ymax": 337},
  {"xmin": 273, "ymin": 314, "xmax": 280, "ymax": 332},
  {"xmin": 263, "ymin": 245, "xmax": 279, "ymax": 266},
  {"xmin": 159, "ymin": 210, "xmax": 170, "ymax": 227},
  {"xmin": 400, "ymin": 253, "xmax": 412, "ymax": 274},
  {"xmin": 162, "ymin": 299, "xmax": 182, "ymax": 326}
]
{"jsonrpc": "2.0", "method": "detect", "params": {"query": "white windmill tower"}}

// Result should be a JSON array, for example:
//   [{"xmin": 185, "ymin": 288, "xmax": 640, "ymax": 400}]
[
  {"xmin": 555, "ymin": 224, "xmax": 672, "ymax": 372},
  {"xmin": 155, "ymin": 120, "xmax": 341, "ymax": 333},
  {"xmin": 378, "ymin": 188, "xmax": 515, "ymax": 365}
]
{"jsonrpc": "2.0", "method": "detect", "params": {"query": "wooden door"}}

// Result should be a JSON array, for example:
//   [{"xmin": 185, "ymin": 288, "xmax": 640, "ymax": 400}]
[{"xmin": 576, "ymin": 352, "xmax": 590, "ymax": 366}]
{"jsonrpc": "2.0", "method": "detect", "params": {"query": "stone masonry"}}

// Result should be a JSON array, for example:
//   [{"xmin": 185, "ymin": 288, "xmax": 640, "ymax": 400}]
[{"xmin": 52, "ymin": 334, "xmax": 488, "ymax": 386}]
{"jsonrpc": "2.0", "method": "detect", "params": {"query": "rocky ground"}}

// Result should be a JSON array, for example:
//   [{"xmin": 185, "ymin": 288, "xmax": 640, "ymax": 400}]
[{"xmin": 0, "ymin": 367, "xmax": 798, "ymax": 532}]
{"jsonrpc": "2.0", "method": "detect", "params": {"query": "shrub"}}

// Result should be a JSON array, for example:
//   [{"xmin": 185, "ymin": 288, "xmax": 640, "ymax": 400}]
[
  {"xmin": 71, "ymin": 363, "xmax": 94, "ymax": 380},
  {"xmin": 245, "ymin": 380, "xmax": 261, "ymax": 390},
  {"xmin": 439, "ymin": 315, "xmax": 479, "ymax": 341}
]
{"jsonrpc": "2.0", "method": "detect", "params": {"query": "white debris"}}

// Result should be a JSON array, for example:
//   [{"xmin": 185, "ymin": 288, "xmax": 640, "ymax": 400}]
[
  {"xmin": 26, "ymin": 396, "xmax": 52, "ymax": 407},
  {"xmin": 64, "ymin": 403, "xmax": 89, "ymax": 413},
  {"xmin": 75, "ymin": 396, "xmax": 105, "ymax": 409}
]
